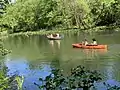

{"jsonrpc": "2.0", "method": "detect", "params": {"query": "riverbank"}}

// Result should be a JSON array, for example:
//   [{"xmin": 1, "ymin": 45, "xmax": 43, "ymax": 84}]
[{"xmin": 0, "ymin": 26, "xmax": 120, "ymax": 39}]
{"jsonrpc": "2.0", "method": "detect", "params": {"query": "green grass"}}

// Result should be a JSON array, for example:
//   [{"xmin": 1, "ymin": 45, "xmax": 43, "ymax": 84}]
[{"xmin": 0, "ymin": 26, "xmax": 120, "ymax": 39}]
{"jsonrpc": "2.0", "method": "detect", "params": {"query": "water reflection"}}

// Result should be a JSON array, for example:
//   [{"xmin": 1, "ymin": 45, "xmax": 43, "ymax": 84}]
[
  {"xmin": 83, "ymin": 49, "xmax": 107, "ymax": 54},
  {"xmin": 105, "ymin": 62, "xmax": 114, "ymax": 79},
  {"xmin": 3, "ymin": 32, "xmax": 120, "ymax": 89},
  {"xmin": 5, "ymin": 56, "xmax": 51, "ymax": 90},
  {"xmin": 48, "ymin": 40, "xmax": 61, "ymax": 49},
  {"xmin": 48, "ymin": 40, "xmax": 61, "ymax": 69},
  {"xmin": 82, "ymin": 49, "xmax": 108, "ymax": 59}
]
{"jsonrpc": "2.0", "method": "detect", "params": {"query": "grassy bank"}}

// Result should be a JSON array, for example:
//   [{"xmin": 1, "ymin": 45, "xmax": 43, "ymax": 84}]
[{"xmin": 0, "ymin": 26, "xmax": 120, "ymax": 39}]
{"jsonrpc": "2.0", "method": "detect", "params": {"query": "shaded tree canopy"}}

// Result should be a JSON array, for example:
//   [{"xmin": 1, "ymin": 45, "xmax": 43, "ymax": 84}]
[{"xmin": 0, "ymin": 0, "xmax": 120, "ymax": 33}]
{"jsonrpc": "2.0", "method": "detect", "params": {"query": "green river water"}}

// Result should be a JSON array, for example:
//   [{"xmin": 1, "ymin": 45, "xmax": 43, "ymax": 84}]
[{"xmin": 2, "ymin": 31, "xmax": 120, "ymax": 90}]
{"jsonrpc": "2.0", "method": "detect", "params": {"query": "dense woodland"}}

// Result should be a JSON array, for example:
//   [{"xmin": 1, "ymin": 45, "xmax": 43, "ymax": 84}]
[
  {"xmin": 0, "ymin": 0, "xmax": 120, "ymax": 33},
  {"xmin": 0, "ymin": 0, "xmax": 120, "ymax": 89}
]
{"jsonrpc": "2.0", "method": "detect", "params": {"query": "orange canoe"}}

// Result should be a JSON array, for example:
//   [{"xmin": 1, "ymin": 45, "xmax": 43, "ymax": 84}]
[{"xmin": 72, "ymin": 43, "xmax": 107, "ymax": 49}]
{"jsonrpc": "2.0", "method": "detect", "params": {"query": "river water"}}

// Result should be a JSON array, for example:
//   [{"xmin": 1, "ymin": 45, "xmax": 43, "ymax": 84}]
[{"xmin": 3, "ymin": 31, "xmax": 120, "ymax": 90}]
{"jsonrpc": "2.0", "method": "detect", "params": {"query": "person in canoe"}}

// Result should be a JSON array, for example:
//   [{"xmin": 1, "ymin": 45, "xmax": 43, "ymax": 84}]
[
  {"xmin": 47, "ymin": 33, "xmax": 53, "ymax": 38},
  {"xmin": 82, "ymin": 39, "xmax": 89, "ymax": 46},
  {"xmin": 91, "ymin": 38, "xmax": 97, "ymax": 45},
  {"xmin": 47, "ymin": 33, "xmax": 60, "ymax": 38},
  {"xmin": 52, "ymin": 33, "xmax": 60, "ymax": 38},
  {"xmin": 56, "ymin": 33, "xmax": 60, "ymax": 38}
]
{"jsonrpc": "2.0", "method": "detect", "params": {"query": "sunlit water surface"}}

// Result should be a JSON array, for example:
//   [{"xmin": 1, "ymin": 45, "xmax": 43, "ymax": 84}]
[{"xmin": 3, "ymin": 31, "xmax": 120, "ymax": 90}]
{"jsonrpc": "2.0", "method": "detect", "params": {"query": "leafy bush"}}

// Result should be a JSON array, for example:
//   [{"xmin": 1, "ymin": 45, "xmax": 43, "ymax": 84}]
[
  {"xmin": 0, "ymin": 40, "xmax": 24, "ymax": 90},
  {"xmin": 35, "ymin": 65, "xmax": 102, "ymax": 90}
]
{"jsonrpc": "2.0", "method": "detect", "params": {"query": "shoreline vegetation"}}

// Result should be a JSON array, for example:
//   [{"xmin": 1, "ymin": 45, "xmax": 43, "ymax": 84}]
[
  {"xmin": 34, "ymin": 65, "xmax": 120, "ymax": 90},
  {"xmin": 1, "ymin": 0, "xmax": 120, "ymax": 38},
  {"xmin": 0, "ymin": 26, "xmax": 120, "ymax": 39},
  {"xmin": 0, "ymin": 40, "xmax": 23, "ymax": 90}
]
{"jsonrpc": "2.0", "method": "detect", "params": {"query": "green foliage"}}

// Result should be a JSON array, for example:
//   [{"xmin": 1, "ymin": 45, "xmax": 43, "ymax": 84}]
[
  {"xmin": 0, "ymin": 40, "xmax": 23, "ymax": 90},
  {"xmin": 0, "ymin": 65, "xmax": 9, "ymax": 90},
  {"xmin": 34, "ymin": 65, "xmax": 120, "ymax": 90},
  {"xmin": 0, "ymin": 62, "xmax": 22, "ymax": 90},
  {"xmin": 14, "ymin": 76, "xmax": 24, "ymax": 90},
  {"xmin": 1, "ymin": 0, "xmax": 39, "ymax": 32},
  {"xmin": 89, "ymin": 0, "xmax": 120, "ymax": 26},
  {"xmin": 33, "ymin": 0, "xmax": 61, "ymax": 29},
  {"xmin": 0, "ymin": 67, "xmax": 24, "ymax": 90},
  {"xmin": 0, "ymin": 0, "xmax": 94, "ymax": 32},
  {"xmin": 35, "ymin": 65, "xmax": 102, "ymax": 90},
  {"xmin": 0, "ymin": 0, "xmax": 8, "ymax": 16},
  {"xmin": 1, "ymin": 0, "xmax": 120, "ymax": 33},
  {"xmin": 0, "ymin": 0, "xmax": 61, "ymax": 33},
  {"xmin": 0, "ymin": 39, "xmax": 11, "ymax": 56}
]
